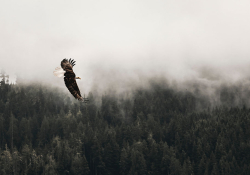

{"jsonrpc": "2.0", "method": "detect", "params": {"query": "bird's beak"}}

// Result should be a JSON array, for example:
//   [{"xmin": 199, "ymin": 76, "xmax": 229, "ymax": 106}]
[{"xmin": 76, "ymin": 77, "xmax": 81, "ymax": 80}]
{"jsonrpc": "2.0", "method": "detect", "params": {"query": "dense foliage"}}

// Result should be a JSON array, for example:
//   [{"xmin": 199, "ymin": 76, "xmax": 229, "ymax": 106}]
[{"xmin": 0, "ymin": 79, "xmax": 250, "ymax": 175}]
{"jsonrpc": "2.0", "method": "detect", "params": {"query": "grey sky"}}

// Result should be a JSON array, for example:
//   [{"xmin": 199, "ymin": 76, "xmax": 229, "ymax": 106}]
[{"xmin": 1, "ymin": 0, "xmax": 250, "ymax": 93}]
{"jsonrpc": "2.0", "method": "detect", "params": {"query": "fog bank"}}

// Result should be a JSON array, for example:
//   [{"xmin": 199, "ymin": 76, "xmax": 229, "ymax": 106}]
[{"xmin": 1, "ymin": 0, "xmax": 250, "ymax": 96}]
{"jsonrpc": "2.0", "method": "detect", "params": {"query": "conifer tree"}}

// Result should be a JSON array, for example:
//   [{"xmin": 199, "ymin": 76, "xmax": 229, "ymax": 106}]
[
  {"xmin": 1, "ymin": 145, "xmax": 13, "ymax": 175},
  {"xmin": 129, "ymin": 148, "xmax": 147, "ymax": 175},
  {"xmin": 120, "ymin": 147, "xmax": 130, "ymax": 175},
  {"xmin": 38, "ymin": 117, "xmax": 50, "ymax": 147}
]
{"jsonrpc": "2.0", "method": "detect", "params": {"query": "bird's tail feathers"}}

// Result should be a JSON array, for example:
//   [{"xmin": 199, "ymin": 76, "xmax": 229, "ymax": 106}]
[{"xmin": 53, "ymin": 67, "xmax": 66, "ymax": 78}]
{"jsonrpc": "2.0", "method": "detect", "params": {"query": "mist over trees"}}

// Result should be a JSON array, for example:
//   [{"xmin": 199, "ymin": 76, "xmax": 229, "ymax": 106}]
[{"xmin": 0, "ymin": 78, "xmax": 250, "ymax": 175}]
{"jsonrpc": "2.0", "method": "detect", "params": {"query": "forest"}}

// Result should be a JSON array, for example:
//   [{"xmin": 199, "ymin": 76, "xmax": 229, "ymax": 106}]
[{"xmin": 0, "ymin": 78, "xmax": 250, "ymax": 175}]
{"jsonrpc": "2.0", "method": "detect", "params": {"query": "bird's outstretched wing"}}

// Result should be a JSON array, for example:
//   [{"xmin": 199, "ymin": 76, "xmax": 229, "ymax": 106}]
[
  {"xmin": 61, "ymin": 58, "xmax": 75, "ymax": 70},
  {"xmin": 61, "ymin": 58, "xmax": 83, "ymax": 101}
]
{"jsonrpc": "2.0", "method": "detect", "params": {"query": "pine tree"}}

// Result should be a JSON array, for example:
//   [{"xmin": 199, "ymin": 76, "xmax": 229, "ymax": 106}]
[
  {"xmin": 129, "ymin": 148, "xmax": 147, "ymax": 175},
  {"xmin": 198, "ymin": 154, "xmax": 206, "ymax": 175},
  {"xmin": 19, "ymin": 118, "xmax": 32, "ymax": 146},
  {"xmin": 12, "ymin": 150, "xmax": 21, "ymax": 175},
  {"xmin": 7, "ymin": 112, "xmax": 18, "ymax": 152},
  {"xmin": 1, "ymin": 145, "xmax": 13, "ymax": 174},
  {"xmin": 161, "ymin": 143, "xmax": 171, "ymax": 175},
  {"xmin": 0, "ymin": 114, "xmax": 5, "ymax": 149},
  {"xmin": 120, "ymin": 147, "xmax": 130, "ymax": 175},
  {"xmin": 169, "ymin": 156, "xmax": 182, "ymax": 175},
  {"xmin": 71, "ymin": 154, "xmax": 90, "ymax": 175},
  {"xmin": 103, "ymin": 141, "xmax": 120, "ymax": 175},
  {"xmin": 20, "ymin": 144, "xmax": 30, "ymax": 174},
  {"xmin": 147, "ymin": 136, "xmax": 161, "ymax": 175},
  {"xmin": 82, "ymin": 154, "xmax": 90, "ymax": 175},
  {"xmin": 44, "ymin": 154, "xmax": 57, "ymax": 175},
  {"xmin": 211, "ymin": 163, "xmax": 219, "ymax": 175},
  {"xmin": 38, "ymin": 117, "xmax": 50, "ymax": 147}
]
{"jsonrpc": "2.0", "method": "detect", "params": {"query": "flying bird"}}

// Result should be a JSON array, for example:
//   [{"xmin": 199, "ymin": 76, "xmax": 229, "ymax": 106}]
[{"xmin": 53, "ymin": 58, "xmax": 83, "ymax": 101}]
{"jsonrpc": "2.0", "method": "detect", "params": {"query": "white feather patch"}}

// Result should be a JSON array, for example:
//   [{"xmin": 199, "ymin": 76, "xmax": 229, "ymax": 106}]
[{"xmin": 53, "ymin": 67, "xmax": 66, "ymax": 78}]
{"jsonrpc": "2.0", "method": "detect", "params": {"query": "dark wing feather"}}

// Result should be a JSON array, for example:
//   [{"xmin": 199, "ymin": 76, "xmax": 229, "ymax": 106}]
[{"xmin": 61, "ymin": 58, "xmax": 76, "ymax": 70}]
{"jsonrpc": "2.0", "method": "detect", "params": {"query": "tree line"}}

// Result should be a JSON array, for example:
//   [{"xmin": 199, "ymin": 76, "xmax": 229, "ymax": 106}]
[{"xmin": 0, "ymin": 79, "xmax": 250, "ymax": 174}]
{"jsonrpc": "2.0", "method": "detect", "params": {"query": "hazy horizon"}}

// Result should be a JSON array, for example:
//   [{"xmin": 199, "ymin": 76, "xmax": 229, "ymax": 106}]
[{"xmin": 1, "ymin": 0, "xmax": 250, "ymax": 95}]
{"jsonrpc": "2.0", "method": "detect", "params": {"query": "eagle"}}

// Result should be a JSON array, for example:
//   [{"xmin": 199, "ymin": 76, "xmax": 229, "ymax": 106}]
[{"xmin": 53, "ymin": 58, "xmax": 83, "ymax": 101}]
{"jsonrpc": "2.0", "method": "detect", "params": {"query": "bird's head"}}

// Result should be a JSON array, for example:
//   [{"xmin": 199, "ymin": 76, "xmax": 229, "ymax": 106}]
[{"xmin": 76, "ymin": 77, "xmax": 81, "ymax": 80}]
